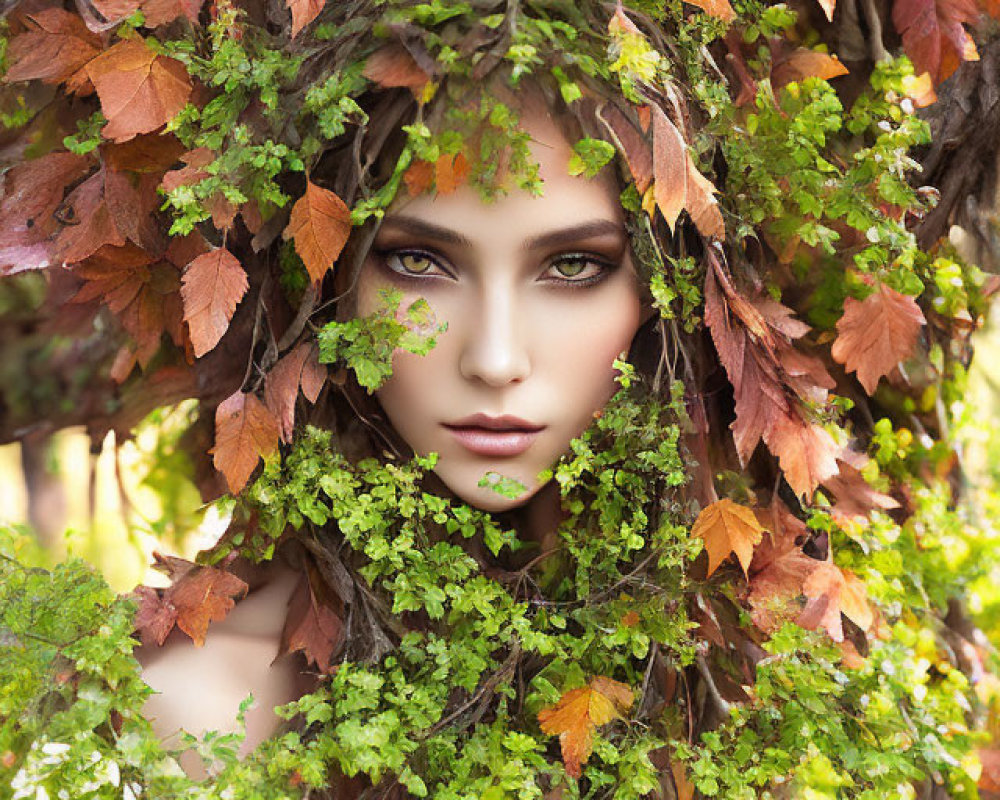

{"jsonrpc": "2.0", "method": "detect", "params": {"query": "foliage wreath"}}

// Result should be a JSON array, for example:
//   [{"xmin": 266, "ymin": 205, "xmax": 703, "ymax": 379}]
[{"xmin": 3, "ymin": 0, "xmax": 1000, "ymax": 798}]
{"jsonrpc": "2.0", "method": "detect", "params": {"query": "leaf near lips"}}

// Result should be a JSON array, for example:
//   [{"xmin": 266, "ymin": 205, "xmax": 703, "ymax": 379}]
[
  {"xmin": 86, "ymin": 38, "xmax": 193, "ymax": 143},
  {"xmin": 892, "ymin": 0, "xmax": 981, "ymax": 86},
  {"xmin": 212, "ymin": 391, "xmax": 281, "ymax": 494},
  {"xmin": 5, "ymin": 9, "xmax": 101, "ymax": 93},
  {"xmin": 283, "ymin": 180, "xmax": 351, "ymax": 285},
  {"xmin": 692, "ymin": 498, "xmax": 765, "ymax": 578},
  {"xmin": 650, "ymin": 105, "xmax": 687, "ymax": 231},
  {"xmin": 798, "ymin": 560, "xmax": 873, "ymax": 642},
  {"xmin": 832, "ymin": 283, "xmax": 926, "ymax": 395},
  {"xmin": 537, "ymin": 676, "xmax": 634, "ymax": 778},
  {"xmin": 181, "ymin": 248, "xmax": 249, "ymax": 358}
]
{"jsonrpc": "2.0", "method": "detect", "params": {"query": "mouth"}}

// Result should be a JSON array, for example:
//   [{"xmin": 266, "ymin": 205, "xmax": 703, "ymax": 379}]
[{"xmin": 443, "ymin": 414, "xmax": 545, "ymax": 457}]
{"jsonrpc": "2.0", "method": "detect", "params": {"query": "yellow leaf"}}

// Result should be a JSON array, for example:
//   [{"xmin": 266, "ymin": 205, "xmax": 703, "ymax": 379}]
[{"xmin": 691, "ymin": 498, "xmax": 764, "ymax": 577}]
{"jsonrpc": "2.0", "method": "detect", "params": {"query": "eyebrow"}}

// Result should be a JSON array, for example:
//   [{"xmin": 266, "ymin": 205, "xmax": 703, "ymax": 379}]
[{"xmin": 378, "ymin": 216, "xmax": 626, "ymax": 251}]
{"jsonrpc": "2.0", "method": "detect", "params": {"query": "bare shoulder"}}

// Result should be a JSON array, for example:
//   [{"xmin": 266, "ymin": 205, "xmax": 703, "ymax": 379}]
[{"xmin": 137, "ymin": 563, "xmax": 314, "ymax": 777}]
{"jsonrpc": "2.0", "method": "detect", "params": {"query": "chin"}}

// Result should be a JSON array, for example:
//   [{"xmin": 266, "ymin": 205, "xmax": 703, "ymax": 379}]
[{"xmin": 436, "ymin": 468, "xmax": 546, "ymax": 513}]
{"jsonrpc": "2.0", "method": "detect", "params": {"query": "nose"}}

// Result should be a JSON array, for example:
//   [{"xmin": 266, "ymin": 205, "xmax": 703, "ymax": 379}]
[{"xmin": 458, "ymin": 283, "xmax": 531, "ymax": 387}]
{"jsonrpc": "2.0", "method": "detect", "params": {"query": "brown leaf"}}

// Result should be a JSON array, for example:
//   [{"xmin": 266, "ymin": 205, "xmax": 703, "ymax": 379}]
[
  {"xmin": 283, "ymin": 180, "xmax": 351, "ymax": 284},
  {"xmin": 537, "ymin": 677, "xmax": 634, "ymax": 778},
  {"xmin": 104, "ymin": 167, "xmax": 163, "ymax": 253},
  {"xmin": 86, "ymin": 38, "xmax": 193, "ymax": 143},
  {"xmin": 140, "ymin": 0, "xmax": 203, "ymax": 27},
  {"xmin": 650, "ymin": 105, "xmax": 687, "ymax": 231},
  {"xmin": 831, "ymin": 283, "xmax": 926, "ymax": 395},
  {"xmin": 747, "ymin": 506, "xmax": 819, "ymax": 633},
  {"xmin": 103, "ymin": 134, "xmax": 186, "ymax": 174},
  {"xmin": 5, "ymin": 9, "xmax": 100, "ymax": 93},
  {"xmin": 212, "ymin": 390, "xmax": 280, "ymax": 493},
  {"xmin": 798, "ymin": 560, "xmax": 873, "ymax": 642},
  {"xmin": 822, "ymin": 460, "xmax": 899, "ymax": 523},
  {"xmin": 131, "ymin": 584, "xmax": 178, "ymax": 646},
  {"xmin": 181, "ymin": 248, "xmax": 248, "ymax": 358},
  {"xmin": 54, "ymin": 169, "xmax": 128, "ymax": 264},
  {"xmin": 685, "ymin": 155, "xmax": 724, "ymax": 239},
  {"xmin": 764, "ymin": 411, "xmax": 841, "ymax": 498},
  {"xmin": 692, "ymin": 498, "xmax": 764, "ymax": 578},
  {"xmin": 404, "ymin": 160, "xmax": 434, "ymax": 196},
  {"xmin": 265, "ymin": 342, "xmax": 326, "ymax": 442},
  {"xmin": 684, "ymin": 0, "xmax": 736, "ymax": 21},
  {"xmin": 287, "ymin": 0, "xmax": 325, "ymax": 36},
  {"xmin": 892, "ymin": 0, "xmax": 981, "ymax": 86},
  {"xmin": 598, "ymin": 103, "xmax": 653, "ymax": 194},
  {"xmin": 278, "ymin": 569, "xmax": 343, "ymax": 672},
  {"xmin": 362, "ymin": 45, "xmax": 431, "ymax": 97},
  {"xmin": 771, "ymin": 48, "xmax": 849, "ymax": 91},
  {"xmin": 435, "ymin": 152, "xmax": 470, "ymax": 195}
]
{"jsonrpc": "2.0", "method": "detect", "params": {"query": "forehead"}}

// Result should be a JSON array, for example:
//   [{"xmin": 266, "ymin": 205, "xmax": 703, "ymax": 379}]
[{"xmin": 384, "ymin": 109, "xmax": 624, "ymax": 240}]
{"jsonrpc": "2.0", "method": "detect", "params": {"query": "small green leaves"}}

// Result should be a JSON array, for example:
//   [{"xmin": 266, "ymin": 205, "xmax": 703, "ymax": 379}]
[
  {"xmin": 567, "ymin": 138, "xmax": 616, "ymax": 178},
  {"xmin": 478, "ymin": 471, "xmax": 529, "ymax": 499}
]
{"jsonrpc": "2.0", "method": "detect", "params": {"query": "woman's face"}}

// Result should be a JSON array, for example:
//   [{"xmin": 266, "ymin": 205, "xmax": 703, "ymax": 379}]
[{"xmin": 356, "ymin": 111, "xmax": 643, "ymax": 512}]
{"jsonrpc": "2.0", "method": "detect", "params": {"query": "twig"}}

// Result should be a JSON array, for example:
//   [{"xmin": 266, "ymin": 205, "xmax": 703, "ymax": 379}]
[{"xmin": 695, "ymin": 653, "xmax": 732, "ymax": 717}]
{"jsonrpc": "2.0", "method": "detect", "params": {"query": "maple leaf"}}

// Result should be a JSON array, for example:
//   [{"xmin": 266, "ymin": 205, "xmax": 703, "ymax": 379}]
[
  {"xmin": 435, "ymin": 152, "xmax": 470, "ymax": 194},
  {"xmin": 180, "ymin": 248, "xmax": 249, "ymax": 358},
  {"xmin": 362, "ymin": 45, "xmax": 432, "ymax": 98},
  {"xmin": 54, "ymin": 169, "xmax": 128, "ymax": 264},
  {"xmin": 4, "ymin": 9, "xmax": 101, "ymax": 94},
  {"xmin": 650, "ymin": 105, "xmax": 687, "ymax": 231},
  {"xmin": 684, "ymin": 0, "xmax": 736, "ymax": 21},
  {"xmin": 771, "ymin": 48, "xmax": 849, "ymax": 91},
  {"xmin": 133, "ymin": 553, "xmax": 248, "ymax": 647},
  {"xmin": 86, "ymin": 38, "xmax": 193, "ymax": 143},
  {"xmin": 822, "ymin": 460, "xmax": 899, "ymax": 523},
  {"xmin": 404, "ymin": 160, "xmax": 435, "ymax": 196},
  {"xmin": 212, "ymin": 390, "xmax": 281, "ymax": 493},
  {"xmin": 278, "ymin": 569, "xmax": 343, "ymax": 672},
  {"xmin": 288, "ymin": 0, "xmax": 326, "ymax": 37},
  {"xmin": 892, "ymin": 0, "xmax": 981, "ymax": 86},
  {"xmin": 265, "ymin": 341, "xmax": 326, "ymax": 442},
  {"xmin": 537, "ymin": 677, "xmax": 634, "ymax": 778},
  {"xmin": 831, "ymin": 283, "xmax": 926, "ymax": 395},
  {"xmin": 692, "ymin": 498, "xmax": 765, "ymax": 578},
  {"xmin": 283, "ymin": 180, "xmax": 352, "ymax": 284},
  {"xmin": 798, "ymin": 560, "xmax": 873, "ymax": 642},
  {"xmin": 765, "ymin": 411, "xmax": 841, "ymax": 498}
]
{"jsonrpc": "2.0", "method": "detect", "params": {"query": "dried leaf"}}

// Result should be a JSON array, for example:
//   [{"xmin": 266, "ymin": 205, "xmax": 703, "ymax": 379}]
[
  {"xmin": 692, "ymin": 498, "xmax": 764, "ymax": 578},
  {"xmin": 362, "ymin": 45, "xmax": 431, "ymax": 98},
  {"xmin": 212, "ymin": 391, "xmax": 280, "ymax": 493},
  {"xmin": 404, "ymin": 160, "xmax": 435, "ymax": 196},
  {"xmin": 748, "ymin": 503, "xmax": 819, "ymax": 632},
  {"xmin": 265, "ymin": 341, "xmax": 326, "ymax": 442},
  {"xmin": 278, "ymin": 570, "xmax": 343, "ymax": 672},
  {"xmin": 181, "ymin": 248, "xmax": 249, "ymax": 358},
  {"xmin": 86, "ymin": 38, "xmax": 193, "ymax": 143},
  {"xmin": 822, "ymin": 460, "xmax": 899, "ymax": 523},
  {"xmin": 54, "ymin": 169, "xmax": 128, "ymax": 264},
  {"xmin": 5, "ymin": 9, "xmax": 101, "ymax": 92},
  {"xmin": 798, "ymin": 560, "xmax": 873, "ymax": 642},
  {"xmin": 685, "ymin": 155, "xmax": 724, "ymax": 239},
  {"xmin": 537, "ymin": 677, "xmax": 634, "ymax": 778},
  {"xmin": 772, "ymin": 48, "xmax": 849, "ymax": 90},
  {"xmin": 141, "ymin": 0, "xmax": 203, "ymax": 27},
  {"xmin": 764, "ymin": 411, "xmax": 841, "ymax": 498},
  {"xmin": 684, "ymin": 0, "xmax": 736, "ymax": 21},
  {"xmin": 597, "ymin": 102, "xmax": 653, "ymax": 194},
  {"xmin": 435, "ymin": 152, "xmax": 470, "ymax": 194},
  {"xmin": 831, "ymin": 283, "xmax": 926, "ymax": 395},
  {"xmin": 283, "ymin": 180, "xmax": 351, "ymax": 284},
  {"xmin": 892, "ymin": 0, "xmax": 981, "ymax": 85},
  {"xmin": 650, "ymin": 105, "xmax": 687, "ymax": 231},
  {"xmin": 287, "ymin": 0, "xmax": 325, "ymax": 37}
]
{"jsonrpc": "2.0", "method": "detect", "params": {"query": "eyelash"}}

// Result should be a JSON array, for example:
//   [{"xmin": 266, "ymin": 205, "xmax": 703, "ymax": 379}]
[{"xmin": 374, "ymin": 248, "xmax": 616, "ymax": 288}]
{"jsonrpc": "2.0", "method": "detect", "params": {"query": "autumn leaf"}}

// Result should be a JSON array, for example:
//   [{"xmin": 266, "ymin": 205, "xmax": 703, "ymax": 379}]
[
  {"xmin": 892, "ymin": 0, "xmax": 981, "ymax": 86},
  {"xmin": 435, "ymin": 152, "xmax": 470, "ymax": 194},
  {"xmin": 798, "ymin": 560, "xmax": 873, "ymax": 642},
  {"xmin": 537, "ymin": 677, "xmax": 634, "ymax": 778},
  {"xmin": 283, "ymin": 180, "xmax": 352, "ymax": 284},
  {"xmin": 597, "ymin": 102, "xmax": 653, "ymax": 194},
  {"xmin": 4, "ymin": 9, "xmax": 101, "ymax": 94},
  {"xmin": 133, "ymin": 553, "xmax": 248, "ymax": 647},
  {"xmin": 278, "ymin": 568, "xmax": 343, "ymax": 672},
  {"xmin": 685, "ymin": 155, "xmax": 724, "ymax": 239},
  {"xmin": 362, "ymin": 45, "xmax": 432, "ymax": 98},
  {"xmin": 288, "ymin": 0, "xmax": 325, "ymax": 36},
  {"xmin": 141, "ymin": 0, "xmax": 203, "ymax": 27},
  {"xmin": 692, "ymin": 498, "xmax": 764, "ymax": 578},
  {"xmin": 651, "ymin": 105, "xmax": 687, "ymax": 231},
  {"xmin": 816, "ymin": 0, "xmax": 836, "ymax": 20},
  {"xmin": 86, "ymin": 38, "xmax": 193, "ymax": 143},
  {"xmin": 54, "ymin": 169, "xmax": 128, "ymax": 264},
  {"xmin": 265, "ymin": 341, "xmax": 326, "ymax": 442},
  {"xmin": 822, "ymin": 460, "xmax": 899, "ymax": 523},
  {"xmin": 180, "ymin": 248, "xmax": 249, "ymax": 358},
  {"xmin": 771, "ymin": 48, "xmax": 849, "ymax": 91},
  {"xmin": 765, "ymin": 411, "xmax": 841, "ymax": 499},
  {"xmin": 684, "ymin": 0, "xmax": 736, "ymax": 21},
  {"xmin": 831, "ymin": 283, "xmax": 926, "ymax": 395},
  {"xmin": 404, "ymin": 160, "xmax": 435, "ymax": 196},
  {"xmin": 212, "ymin": 391, "xmax": 281, "ymax": 493}
]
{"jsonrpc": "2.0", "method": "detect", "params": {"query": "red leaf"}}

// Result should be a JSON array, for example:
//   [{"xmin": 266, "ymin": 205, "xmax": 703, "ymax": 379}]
[
  {"xmin": 132, "ymin": 584, "xmax": 178, "ymax": 646},
  {"xmin": 4, "ymin": 9, "xmax": 101, "ymax": 93},
  {"xmin": 265, "ymin": 341, "xmax": 326, "ymax": 442},
  {"xmin": 278, "ymin": 569, "xmax": 343, "ymax": 673},
  {"xmin": 362, "ymin": 45, "xmax": 432, "ymax": 97},
  {"xmin": 892, "ymin": 0, "xmax": 981, "ymax": 85},
  {"xmin": 822, "ymin": 460, "xmax": 900, "ymax": 523},
  {"xmin": 212, "ymin": 391, "xmax": 280, "ymax": 493},
  {"xmin": 287, "ymin": 0, "xmax": 325, "ymax": 37},
  {"xmin": 598, "ymin": 103, "xmax": 653, "ymax": 194},
  {"xmin": 283, "ymin": 180, "xmax": 351, "ymax": 284},
  {"xmin": 180, "ymin": 248, "xmax": 248, "ymax": 358},
  {"xmin": 831, "ymin": 283, "xmax": 926, "ymax": 395},
  {"xmin": 86, "ymin": 38, "xmax": 193, "ymax": 143},
  {"xmin": 54, "ymin": 169, "xmax": 128, "ymax": 264},
  {"xmin": 748, "ymin": 502, "xmax": 818, "ymax": 632},
  {"xmin": 650, "ymin": 105, "xmax": 687, "ymax": 231}
]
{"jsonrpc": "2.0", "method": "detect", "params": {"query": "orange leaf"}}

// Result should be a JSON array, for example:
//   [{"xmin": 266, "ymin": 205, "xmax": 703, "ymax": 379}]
[
  {"xmin": 685, "ymin": 155, "xmax": 724, "ymax": 239},
  {"xmin": 650, "ymin": 105, "xmax": 687, "ymax": 231},
  {"xmin": 892, "ymin": 0, "xmax": 981, "ymax": 86},
  {"xmin": 822, "ymin": 460, "xmax": 899, "ymax": 524},
  {"xmin": 180, "ymin": 248, "xmax": 248, "ymax": 358},
  {"xmin": 798, "ymin": 561, "xmax": 873, "ymax": 642},
  {"xmin": 140, "ymin": 0, "xmax": 204, "ymax": 27},
  {"xmin": 691, "ymin": 498, "xmax": 764, "ymax": 578},
  {"xmin": 53, "ymin": 169, "xmax": 128, "ymax": 264},
  {"xmin": 362, "ymin": 45, "xmax": 431, "ymax": 98},
  {"xmin": 404, "ymin": 160, "xmax": 435, "ymax": 196},
  {"xmin": 597, "ymin": 103, "xmax": 653, "ymax": 194},
  {"xmin": 5, "ymin": 9, "xmax": 100, "ymax": 93},
  {"xmin": 212, "ymin": 391, "xmax": 280, "ymax": 493},
  {"xmin": 283, "ymin": 180, "xmax": 351, "ymax": 284},
  {"xmin": 435, "ymin": 152, "xmax": 470, "ymax": 195},
  {"xmin": 265, "ymin": 341, "xmax": 326, "ymax": 442},
  {"xmin": 537, "ymin": 677, "xmax": 634, "ymax": 778},
  {"xmin": 831, "ymin": 283, "xmax": 926, "ymax": 395},
  {"xmin": 684, "ymin": 0, "xmax": 736, "ymax": 21},
  {"xmin": 86, "ymin": 38, "xmax": 192, "ymax": 143},
  {"xmin": 287, "ymin": 0, "xmax": 325, "ymax": 37},
  {"xmin": 772, "ymin": 48, "xmax": 849, "ymax": 91},
  {"xmin": 278, "ymin": 569, "xmax": 343, "ymax": 672},
  {"xmin": 764, "ymin": 411, "xmax": 841, "ymax": 498}
]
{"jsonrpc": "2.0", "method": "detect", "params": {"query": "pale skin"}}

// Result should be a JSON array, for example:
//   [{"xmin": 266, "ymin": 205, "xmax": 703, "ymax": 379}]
[{"xmin": 137, "ymin": 108, "xmax": 644, "ymax": 776}]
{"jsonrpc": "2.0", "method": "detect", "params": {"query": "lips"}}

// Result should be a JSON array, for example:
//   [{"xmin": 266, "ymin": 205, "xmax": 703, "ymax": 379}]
[{"xmin": 443, "ymin": 414, "xmax": 545, "ymax": 457}]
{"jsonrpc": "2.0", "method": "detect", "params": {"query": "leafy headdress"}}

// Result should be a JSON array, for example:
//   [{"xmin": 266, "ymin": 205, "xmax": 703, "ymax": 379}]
[{"xmin": 2, "ymin": 0, "xmax": 999, "ymax": 798}]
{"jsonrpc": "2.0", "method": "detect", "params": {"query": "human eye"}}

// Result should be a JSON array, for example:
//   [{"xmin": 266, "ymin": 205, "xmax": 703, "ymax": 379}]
[
  {"xmin": 378, "ymin": 249, "xmax": 453, "ymax": 280},
  {"xmin": 542, "ymin": 254, "xmax": 615, "ymax": 286}
]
